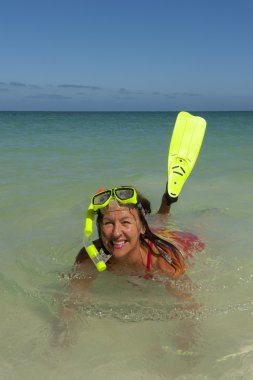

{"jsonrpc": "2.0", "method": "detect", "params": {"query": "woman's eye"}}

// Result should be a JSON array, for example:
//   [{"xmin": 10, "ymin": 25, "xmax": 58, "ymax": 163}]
[{"xmin": 103, "ymin": 221, "xmax": 113, "ymax": 226}]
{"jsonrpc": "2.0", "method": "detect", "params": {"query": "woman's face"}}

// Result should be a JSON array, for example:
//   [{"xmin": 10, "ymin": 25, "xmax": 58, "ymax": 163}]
[{"xmin": 99, "ymin": 207, "xmax": 145, "ymax": 260}]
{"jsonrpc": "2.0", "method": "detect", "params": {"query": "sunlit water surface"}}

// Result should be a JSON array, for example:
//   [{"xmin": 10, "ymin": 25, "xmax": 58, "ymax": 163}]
[{"xmin": 1, "ymin": 111, "xmax": 253, "ymax": 380}]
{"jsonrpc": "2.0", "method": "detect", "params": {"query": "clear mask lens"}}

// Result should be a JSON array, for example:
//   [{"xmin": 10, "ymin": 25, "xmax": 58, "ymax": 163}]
[
  {"xmin": 93, "ymin": 190, "xmax": 111, "ymax": 205},
  {"xmin": 115, "ymin": 188, "xmax": 134, "ymax": 200}
]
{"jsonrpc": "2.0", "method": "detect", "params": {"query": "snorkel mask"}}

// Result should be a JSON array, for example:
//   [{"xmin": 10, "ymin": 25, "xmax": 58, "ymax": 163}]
[{"xmin": 84, "ymin": 186, "xmax": 143, "ymax": 271}]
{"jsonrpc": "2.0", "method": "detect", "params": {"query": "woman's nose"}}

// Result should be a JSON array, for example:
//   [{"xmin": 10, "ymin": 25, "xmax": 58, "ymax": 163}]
[{"xmin": 112, "ymin": 222, "xmax": 122, "ymax": 238}]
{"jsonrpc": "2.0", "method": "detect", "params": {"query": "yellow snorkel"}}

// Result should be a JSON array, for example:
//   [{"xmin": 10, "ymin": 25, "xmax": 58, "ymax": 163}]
[
  {"xmin": 85, "ymin": 206, "xmax": 96, "ymax": 238},
  {"xmin": 84, "ymin": 201, "xmax": 108, "ymax": 272}
]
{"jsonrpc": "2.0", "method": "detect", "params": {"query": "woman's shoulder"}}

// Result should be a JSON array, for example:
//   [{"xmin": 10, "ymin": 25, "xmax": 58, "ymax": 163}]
[{"xmin": 75, "ymin": 246, "xmax": 89, "ymax": 264}]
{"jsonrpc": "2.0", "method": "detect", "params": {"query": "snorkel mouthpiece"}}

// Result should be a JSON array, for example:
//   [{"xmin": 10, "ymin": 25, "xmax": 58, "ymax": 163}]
[{"xmin": 86, "ymin": 244, "xmax": 107, "ymax": 272}]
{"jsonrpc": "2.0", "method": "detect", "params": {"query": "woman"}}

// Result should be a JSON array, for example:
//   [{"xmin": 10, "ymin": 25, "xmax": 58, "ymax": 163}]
[
  {"xmin": 74, "ymin": 185, "xmax": 204, "ymax": 279},
  {"xmin": 54, "ymin": 186, "xmax": 203, "ymax": 347}
]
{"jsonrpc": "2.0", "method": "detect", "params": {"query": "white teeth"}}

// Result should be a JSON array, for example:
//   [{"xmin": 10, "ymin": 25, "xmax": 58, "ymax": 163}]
[{"xmin": 112, "ymin": 241, "xmax": 125, "ymax": 248}]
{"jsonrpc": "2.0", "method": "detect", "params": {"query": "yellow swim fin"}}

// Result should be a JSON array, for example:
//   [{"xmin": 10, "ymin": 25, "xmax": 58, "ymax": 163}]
[{"xmin": 167, "ymin": 111, "xmax": 206, "ymax": 199}]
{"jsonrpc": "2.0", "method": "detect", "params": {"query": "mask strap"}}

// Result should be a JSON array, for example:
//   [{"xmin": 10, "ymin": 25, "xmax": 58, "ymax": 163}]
[{"xmin": 137, "ymin": 202, "xmax": 146, "ymax": 218}]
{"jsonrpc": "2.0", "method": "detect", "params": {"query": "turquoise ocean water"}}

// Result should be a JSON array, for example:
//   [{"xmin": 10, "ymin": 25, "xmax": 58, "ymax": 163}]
[{"xmin": 1, "ymin": 111, "xmax": 253, "ymax": 379}]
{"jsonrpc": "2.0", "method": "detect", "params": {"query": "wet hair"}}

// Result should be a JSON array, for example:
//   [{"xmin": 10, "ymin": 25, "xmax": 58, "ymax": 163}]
[
  {"xmin": 135, "ymin": 190, "xmax": 185, "ymax": 272},
  {"xmin": 96, "ymin": 187, "xmax": 185, "ymax": 273}
]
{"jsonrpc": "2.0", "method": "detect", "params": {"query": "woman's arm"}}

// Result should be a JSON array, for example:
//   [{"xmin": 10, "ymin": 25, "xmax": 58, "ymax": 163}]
[
  {"xmin": 73, "ymin": 246, "xmax": 98, "ymax": 288},
  {"xmin": 53, "ymin": 247, "xmax": 98, "ymax": 346}
]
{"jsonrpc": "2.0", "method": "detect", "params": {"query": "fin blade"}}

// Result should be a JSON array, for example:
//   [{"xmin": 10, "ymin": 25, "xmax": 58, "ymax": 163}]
[{"xmin": 168, "ymin": 112, "xmax": 206, "ymax": 198}]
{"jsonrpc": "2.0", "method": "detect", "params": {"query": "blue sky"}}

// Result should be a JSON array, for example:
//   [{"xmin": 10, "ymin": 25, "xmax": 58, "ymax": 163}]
[{"xmin": 0, "ymin": 0, "xmax": 252, "ymax": 111}]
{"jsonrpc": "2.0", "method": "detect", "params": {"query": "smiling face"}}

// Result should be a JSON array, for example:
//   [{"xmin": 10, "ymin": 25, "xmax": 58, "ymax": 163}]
[{"xmin": 99, "ymin": 206, "xmax": 145, "ymax": 261}]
